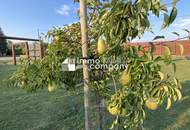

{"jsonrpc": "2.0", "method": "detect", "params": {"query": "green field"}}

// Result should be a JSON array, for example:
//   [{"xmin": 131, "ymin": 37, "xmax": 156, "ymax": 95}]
[{"xmin": 0, "ymin": 59, "xmax": 190, "ymax": 130}]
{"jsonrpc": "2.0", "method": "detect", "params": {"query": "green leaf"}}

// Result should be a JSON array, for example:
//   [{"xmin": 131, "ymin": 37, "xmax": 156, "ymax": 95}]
[
  {"xmin": 174, "ymin": 77, "xmax": 178, "ymax": 85},
  {"xmin": 148, "ymin": 42, "xmax": 155, "ymax": 53},
  {"xmin": 163, "ymin": 46, "xmax": 171, "ymax": 56},
  {"xmin": 172, "ymin": 32, "xmax": 180, "ymax": 37},
  {"xmin": 166, "ymin": 98, "xmax": 172, "ymax": 110},
  {"xmin": 161, "ymin": 5, "xmax": 168, "ymax": 12},
  {"xmin": 183, "ymin": 29, "xmax": 190, "ymax": 34},
  {"xmin": 99, "ymin": 11, "xmax": 109, "ymax": 23},
  {"xmin": 154, "ymin": 56, "xmax": 162, "ymax": 62},
  {"xmin": 103, "ymin": 2, "xmax": 111, "ymax": 8},
  {"xmin": 161, "ymin": 14, "xmax": 170, "ymax": 29},
  {"xmin": 153, "ymin": 36, "xmax": 165, "ymax": 41},
  {"xmin": 172, "ymin": 63, "xmax": 176, "ymax": 73},
  {"xmin": 110, "ymin": 118, "xmax": 118, "ymax": 129},
  {"xmin": 158, "ymin": 71, "xmax": 164, "ymax": 81},
  {"xmin": 169, "ymin": 7, "xmax": 177, "ymax": 24},
  {"xmin": 174, "ymin": 88, "xmax": 182, "ymax": 100}
]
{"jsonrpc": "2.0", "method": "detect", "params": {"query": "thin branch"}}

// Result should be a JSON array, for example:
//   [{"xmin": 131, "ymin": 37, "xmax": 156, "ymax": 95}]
[{"xmin": 112, "ymin": 75, "xmax": 117, "ymax": 92}]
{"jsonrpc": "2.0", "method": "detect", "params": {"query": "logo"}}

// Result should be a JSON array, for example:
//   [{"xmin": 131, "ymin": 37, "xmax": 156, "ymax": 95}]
[{"xmin": 62, "ymin": 57, "xmax": 127, "ymax": 71}]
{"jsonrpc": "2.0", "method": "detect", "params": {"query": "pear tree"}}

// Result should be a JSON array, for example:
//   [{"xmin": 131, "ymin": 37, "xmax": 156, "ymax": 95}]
[
  {"xmin": 86, "ymin": 0, "xmax": 183, "ymax": 129},
  {"xmin": 8, "ymin": 0, "xmax": 185, "ymax": 129}
]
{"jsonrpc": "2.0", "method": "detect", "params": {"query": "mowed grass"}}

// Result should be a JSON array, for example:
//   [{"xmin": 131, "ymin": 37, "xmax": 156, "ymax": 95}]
[
  {"xmin": 0, "ymin": 65, "xmax": 86, "ymax": 130},
  {"xmin": 0, "ymin": 59, "xmax": 190, "ymax": 130}
]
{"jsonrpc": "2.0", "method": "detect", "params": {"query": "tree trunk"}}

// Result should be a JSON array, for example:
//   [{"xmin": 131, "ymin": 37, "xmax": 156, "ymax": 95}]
[
  {"xmin": 79, "ymin": 0, "xmax": 90, "ymax": 130},
  {"xmin": 95, "ymin": 92, "xmax": 103, "ymax": 130}
]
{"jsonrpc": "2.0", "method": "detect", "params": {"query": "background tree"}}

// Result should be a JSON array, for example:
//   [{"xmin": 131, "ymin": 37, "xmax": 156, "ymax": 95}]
[{"xmin": 0, "ymin": 27, "xmax": 8, "ymax": 56}]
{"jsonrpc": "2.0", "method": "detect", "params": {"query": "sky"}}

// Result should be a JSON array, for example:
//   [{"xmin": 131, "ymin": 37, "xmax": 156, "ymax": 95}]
[{"xmin": 0, "ymin": 0, "xmax": 190, "ymax": 42}]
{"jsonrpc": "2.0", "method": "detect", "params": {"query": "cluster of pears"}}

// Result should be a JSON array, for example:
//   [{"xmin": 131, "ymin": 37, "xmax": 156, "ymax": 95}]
[
  {"xmin": 107, "ymin": 104, "xmax": 121, "ymax": 116},
  {"xmin": 48, "ymin": 81, "xmax": 57, "ymax": 92},
  {"xmin": 107, "ymin": 91, "xmax": 127, "ymax": 116},
  {"xmin": 119, "ymin": 70, "xmax": 159, "ymax": 110},
  {"xmin": 97, "ymin": 37, "xmax": 159, "ymax": 112},
  {"xmin": 20, "ymin": 79, "xmax": 58, "ymax": 92}
]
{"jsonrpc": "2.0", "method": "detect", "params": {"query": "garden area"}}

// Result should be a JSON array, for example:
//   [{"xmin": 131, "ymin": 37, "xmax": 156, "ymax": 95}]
[
  {"xmin": 0, "ymin": 58, "xmax": 190, "ymax": 130},
  {"xmin": 1, "ymin": 0, "xmax": 190, "ymax": 130}
]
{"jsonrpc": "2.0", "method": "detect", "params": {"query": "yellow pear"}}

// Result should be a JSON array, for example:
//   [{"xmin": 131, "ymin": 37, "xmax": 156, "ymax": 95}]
[
  {"xmin": 160, "ymin": 85, "xmax": 169, "ymax": 92},
  {"xmin": 21, "ymin": 80, "xmax": 26, "ymax": 85},
  {"xmin": 97, "ymin": 37, "xmax": 106, "ymax": 54},
  {"xmin": 54, "ymin": 36, "xmax": 60, "ymax": 43},
  {"xmin": 48, "ymin": 81, "xmax": 57, "ymax": 92},
  {"xmin": 20, "ymin": 80, "xmax": 27, "ymax": 88},
  {"xmin": 120, "ymin": 71, "xmax": 131, "ymax": 86},
  {"xmin": 145, "ymin": 98, "xmax": 158, "ymax": 110},
  {"xmin": 107, "ymin": 105, "xmax": 120, "ymax": 116}
]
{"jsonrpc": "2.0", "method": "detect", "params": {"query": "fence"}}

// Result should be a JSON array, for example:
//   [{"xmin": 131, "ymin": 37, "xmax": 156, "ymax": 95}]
[
  {"xmin": 127, "ymin": 40, "xmax": 190, "ymax": 56},
  {"xmin": 12, "ymin": 41, "xmax": 45, "ymax": 65},
  {"xmin": 0, "ymin": 35, "xmax": 45, "ymax": 65}
]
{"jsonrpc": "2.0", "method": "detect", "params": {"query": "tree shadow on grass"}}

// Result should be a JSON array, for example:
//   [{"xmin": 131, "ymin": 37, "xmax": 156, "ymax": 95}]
[{"xmin": 144, "ymin": 80, "xmax": 190, "ymax": 130}]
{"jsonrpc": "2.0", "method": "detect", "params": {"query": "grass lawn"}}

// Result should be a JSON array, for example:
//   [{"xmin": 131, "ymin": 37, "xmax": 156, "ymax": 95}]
[{"xmin": 0, "ymin": 59, "xmax": 190, "ymax": 130}]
